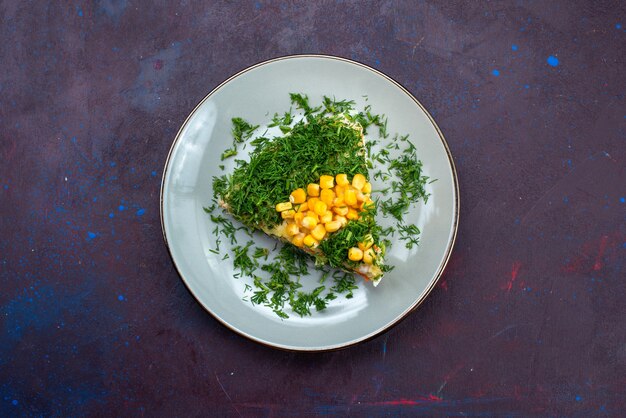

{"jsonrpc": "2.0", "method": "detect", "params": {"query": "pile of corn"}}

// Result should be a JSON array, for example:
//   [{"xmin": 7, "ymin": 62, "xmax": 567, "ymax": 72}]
[{"xmin": 274, "ymin": 173, "xmax": 377, "ymax": 264}]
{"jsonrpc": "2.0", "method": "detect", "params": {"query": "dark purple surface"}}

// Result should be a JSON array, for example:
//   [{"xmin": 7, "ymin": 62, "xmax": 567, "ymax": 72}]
[{"xmin": 1, "ymin": 1, "xmax": 625, "ymax": 416}]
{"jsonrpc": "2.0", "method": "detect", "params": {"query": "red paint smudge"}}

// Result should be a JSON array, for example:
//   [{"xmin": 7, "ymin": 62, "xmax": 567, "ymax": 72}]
[
  {"xmin": 561, "ymin": 233, "xmax": 622, "ymax": 274},
  {"xmin": 503, "ymin": 261, "xmax": 522, "ymax": 292},
  {"xmin": 439, "ymin": 279, "xmax": 448, "ymax": 291},
  {"xmin": 592, "ymin": 235, "xmax": 609, "ymax": 271},
  {"xmin": 153, "ymin": 59, "xmax": 163, "ymax": 70}
]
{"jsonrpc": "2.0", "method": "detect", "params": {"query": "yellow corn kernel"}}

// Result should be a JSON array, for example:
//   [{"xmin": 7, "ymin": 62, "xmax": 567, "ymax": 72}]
[
  {"xmin": 297, "ymin": 202, "xmax": 309, "ymax": 213},
  {"xmin": 344, "ymin": 187, "xmax": 357, "ymax": 206},
  {"xmin": 355, "ymin": 190, "xmax": 366, "ymax": 202},
  {"xmin": 306, "ymin": 211, "xmax": 319, "ymax": 222},
  {"xmin": 275, "ymin": 201, "xmax": 292, "ymax": 212},
  {"xmin": 319, "ymin": 175, "xmax": 334, "ymax": 189},
  {"xmin": 352, "ymin": 173, "xmax": 366, "ymax": 191},
  {"xmin": 320, "ymin": 189, "xmax": 335, "ymax": 207},
  {"xmin": 281, "ymin": 209, "xmax": 295, "ymax": 219},
  {"xmin": 307, "ymin": 197, "xmax": 319, "ymax": 209},
  {"xmin": 348, "ymin": 247, "xmax": 363, "ymax": 261},
  {"xmin": 333, "ymin": 197, "xmax": 344, "ymax": 207},
  {"xmin": 346, "ymin": 208, "xmax": 359, "ymax": 220},
  {"xmin": 320, "ymin": 211, "xmax": 333, "ymax": 224},
  {"xmin": 294, "ymin": 212, "xmax": 304, "ymax": 226},
  {"xmin": 307, "ymin": 183, "xmax": 320, "ymax": 197},
  {"xmin": 333, "ymin": 206, "xmax": 348, "ymax": 216},
  {"xmin": 301, "ymin": 216, "xmax": 318, "ymax": 230},
  {"xmin": 334, "ymin": 184, "xmax": 345, "ymax": 198},
  {"xmin": 311, "ymin": 224, "xmax": 326, "ymax": 241},
  {"xmin": 362, "ymin": 182, "xmax": 372, "ymax": 194},
  {"xmin": 363, "ymin": 248, "xmax": 375, "ymax": 264},
  {"xmin": 324, "ymin": 220, "xmax": 342, "ymax": 232},
  {"xmin": 290, "ymin": 188, "xmax": 307, "ymax": 204},
  {"xmin": 313, "ymin": 200, "xmax": 327, "ymax": 216},
  {"xmin": 286, "ymin": 222, "xmax": 300, "ymax": 236},
  {"xmin": 333, "ymin": 214, "xmax": 347, "ymax": 226},
  {"xmin": 292, "ymin": 233, "xmax": 305, "ymax": 247},
  {"xmin": 358, "ymin": 234, "xmax": 374, "ymax": 251},
  {"xmin": 303, "ymin": 234, "xmax": 319, "ymax": 248},
  {"xmin": 335, "ymin": 173, "xmax": 350, "ymax": 186}
]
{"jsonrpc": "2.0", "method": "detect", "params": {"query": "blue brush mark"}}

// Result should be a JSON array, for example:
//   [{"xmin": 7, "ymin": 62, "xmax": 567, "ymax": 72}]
[
  {"xmin": 12, "ymin": 399, "xmax": 18, "ymax": 406},
  {"xmin": 110, "ymin": 162, "xmax": 116, "ymax": 167},
  {"xmin": 71, "ymin": 136, "xmax": 77, "ymax": 143},
  {"xmin": 136, "ymin": 208, "xmax": 145, "ymax": 216},
  {"xmin": 547, "ymin": 55, "xmax": 559, "ymax": 67},
  {"xmin": 109, "ymin": 213, "xmax": 115, "ymax": 218},
  {"xmin": 151, "ymin": 170, "xmax": 157, "ymax": 177},
  {"xmin": 255, "ymin": 1, "xmax": 262, "ymax": 10},
  {"xmin": 491, "ymin": 69, "xmax": 500, "ymax": 76},
  {"xmin": 563, "ymin": 196, "xmax": 569, "ymax": 203},
  {"xmin": 86, "ymin": 232, "xmax": 97, "ymax": 241},
  {"xmin": 118, "ymin": 295, "xmax": 125, "ymax": 301},
  {"xmin": 524, "ymin": 84, "xmax": 530, "ymax": 89},
  {"xmin": 118, "ymin": 205, "xmax": 125, "ymax": 211},
  {"xmin": 575, "ymin": 395, "xmax": 582, "ymax": 402},
  {"xmin": 98, "ymin": 0, "xmax": 128, "ymax": 24},
  {"xmin": 617, "ymin": 23, "xmax": 622, "ymax": 29},
  {"xmin": 76, "ymin": 6, "xmax": 83, "ymax": 17},
  {"xmin": 619, "ymin": 197, "xmax": 625, "ymax": 203},
  {"xmin": 4, "ymin": 185, "xmax": 8, "ymax": 190},
  {"xmin": 511, "ymin": 44, "xmax": 518, "ymax": 51},
  {"xmin": 375, "ymin": 59, "xmax": 381, "ymax": 66}
]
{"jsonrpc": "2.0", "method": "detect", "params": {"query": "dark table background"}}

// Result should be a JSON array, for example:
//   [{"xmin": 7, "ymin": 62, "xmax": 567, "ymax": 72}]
[{"xmin": 2, "ymin": 1, "xmax": 625, "ymax": 416}]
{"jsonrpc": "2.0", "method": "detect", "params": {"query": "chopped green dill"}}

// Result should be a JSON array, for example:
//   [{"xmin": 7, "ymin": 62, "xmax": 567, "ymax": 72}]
[
  {"xmin": 398, "ymin": 223, "xmax": 421, "ymax": 249},
  {"xmin": 232, "ymin": 241, "xmax": 257, "ymax": 277}
]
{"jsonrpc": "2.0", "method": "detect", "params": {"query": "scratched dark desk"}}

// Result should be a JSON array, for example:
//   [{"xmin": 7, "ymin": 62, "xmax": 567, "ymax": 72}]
[{"xmin": 1, "ymin": 1, "xmax": 624, "ymax": 416}]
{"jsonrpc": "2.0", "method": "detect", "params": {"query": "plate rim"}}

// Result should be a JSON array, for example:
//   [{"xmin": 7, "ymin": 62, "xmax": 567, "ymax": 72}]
[{"xmin": 160, "ymin": 54, "xmax": 460, "ymax": 352}]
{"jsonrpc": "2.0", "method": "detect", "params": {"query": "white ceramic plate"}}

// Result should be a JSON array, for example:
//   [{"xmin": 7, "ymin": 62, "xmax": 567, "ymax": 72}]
[{"xmin": 161, "ymin": 55, "xmax": 459, "ymax": 351}]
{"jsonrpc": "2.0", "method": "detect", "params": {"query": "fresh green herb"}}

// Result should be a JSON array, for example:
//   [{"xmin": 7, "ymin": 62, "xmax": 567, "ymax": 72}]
[
  {"xmin": 398, "ymin": 223, "xmax": 421, "ymax": 249},
  {"xmin": 221, "ymin": 118, "xmax": 259, "ymax": 160}
]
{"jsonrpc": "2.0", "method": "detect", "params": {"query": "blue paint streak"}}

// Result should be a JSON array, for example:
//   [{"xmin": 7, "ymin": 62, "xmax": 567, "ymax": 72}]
[
  {"xmin": 4, "ymin": 185, "xmax": 8, "ymax": 190},
  {"xmin": 76, "ymin": 7, "xmax": 83, "ymax": 17},
  {"xmin": 136, "ymin": 208, "xmax": 145, "ymax": 216},
  {"xmin": 255, "ymin": 1, "xmax": 262, "ymax": 10},
  {"xmin": 110, "ymin": 162, "xmax": 116, "ymax": 167},
  {"xmin": 118, "ymin": 205, "xmax": 125, "ymax": 211},
  {"xmin": 524, "ymin": 84, "xmax": 530, "ymax": 89},
  {"xmin": 491, "ymin": 69, "xmax": 500, "ymax": 76},
  {"xmin": 118, "ymin": 295, "xmax": 125, "ymax": 301},
  {"xmin": 12, "ymin": 400, "xmax": 18, "ymax": 406},
  {"xmin": 87, "ymin": 231, "xmax": 97, "ymax": 241},
  {"xmin": 109, "ymin": 213, "xmax": 115, "ymax": 218},
  {"xmin": 151, "ymin": 170, "xmax": 157, "ymax": 177},
  {"xmin": 619, "ymin": 197, "xmax": 625, "ymax": 203},
  {"xmin": 563, "ymin": 196, "xmax": 569, "ymax": 203},
  {"xmin": 547, "ymin": 55, "xmax": 559, "ymax": 67},
  {"xmin": 511, "ymin": 44, "xmax": 518, "ymax": 51},
  {"xmin": 617, "ymin": 23, "xmax": 622, "ymax": 29},
  {"xmin": 575, "ymin": 395, "xmax": 582, "ymax": 402}
]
